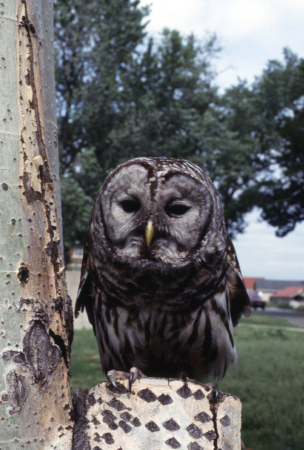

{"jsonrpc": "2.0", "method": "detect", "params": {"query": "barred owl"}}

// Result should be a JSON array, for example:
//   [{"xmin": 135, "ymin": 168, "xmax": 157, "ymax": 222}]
[{"xmin": 75, "ymin": 157, "xmax": 251, "ymax": 382}]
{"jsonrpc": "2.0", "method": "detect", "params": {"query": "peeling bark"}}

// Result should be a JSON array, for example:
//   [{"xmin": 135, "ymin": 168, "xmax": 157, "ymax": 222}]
[{"xmin": 0, "ymin": 0, "xmax": 73, "ymax": 448}]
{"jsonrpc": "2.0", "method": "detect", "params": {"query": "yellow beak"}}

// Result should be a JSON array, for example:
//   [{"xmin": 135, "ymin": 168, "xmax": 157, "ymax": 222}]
[{"xmin": 145, "ymin": 220, "xmax": 155, "ymax": 247}]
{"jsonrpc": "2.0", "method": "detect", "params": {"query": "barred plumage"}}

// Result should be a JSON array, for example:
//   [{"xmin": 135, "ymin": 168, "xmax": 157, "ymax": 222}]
[{"xmin": 75, "ymin": 157, "xmax": 251, "ymax": 382}]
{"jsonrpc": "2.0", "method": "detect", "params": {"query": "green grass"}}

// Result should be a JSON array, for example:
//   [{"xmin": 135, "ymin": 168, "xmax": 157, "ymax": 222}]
[
  {"xmin": 266, "ymin": 302, "xmax": 278, "ymax": 309},
  {"xmin": 220, "ymin": 326, "xmax": 304, "ymax": 450},
  {"xmin": 71, "ymin": 328, "xmax": 106, "ymax": 390},
  {"xmin": 71, "ymin": 317, "xmax": 304, "ymax": 450},
  {"xmin": 240, "ymin": 311, "xmax": 298, "ymax": 327},
  {"xmin": 276, "ymin": 303, "xmax": 293, "ymax": 310}
]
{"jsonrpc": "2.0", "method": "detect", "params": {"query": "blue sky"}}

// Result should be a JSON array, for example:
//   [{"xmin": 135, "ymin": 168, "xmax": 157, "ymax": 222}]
[{"xmin": 140, "ymin": 0, "xmax": 304, "ymax": 280}]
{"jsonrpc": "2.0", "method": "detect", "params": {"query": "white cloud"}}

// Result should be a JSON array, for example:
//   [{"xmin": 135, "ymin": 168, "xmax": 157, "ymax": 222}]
[
  {"xmin": 233, "ymin": 210, "xmax": 304, "ymax": 280},
  {"xmin": 140, "ymin": 0, "xmax": 304, "ymax": 88},
  {"xmin": 201, "ymin": 0, "xmax": 272, "ymax": 39}
]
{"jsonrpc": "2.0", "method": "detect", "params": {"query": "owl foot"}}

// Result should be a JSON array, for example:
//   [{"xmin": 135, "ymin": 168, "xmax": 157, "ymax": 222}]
[
  {"xmin": 129, "ymin": 367, "xmax": 146, "ymax": 391},
  {"xmin": 107, "ymin": 370, "xmax": 123, "ymax": 390},
  {"xmin": 206, "ymin": 383, "xmax": 219, "ymax": 404},
  {"xmin": 176, "ymin": 367, "xmax": 190, "ymax": 388},
  {"xmin": 181, "ymin": 372, "xmax": 188, "ymax": 388},
  {"xmin": 107, "ymin": 367, "xmax": 146, "ymax": 392}
]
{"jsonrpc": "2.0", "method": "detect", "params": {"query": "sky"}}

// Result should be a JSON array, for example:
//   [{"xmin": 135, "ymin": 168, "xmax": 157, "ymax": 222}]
[{"xmin": 140, "ymin": 0, "xmax": 304, "ymax": 280}]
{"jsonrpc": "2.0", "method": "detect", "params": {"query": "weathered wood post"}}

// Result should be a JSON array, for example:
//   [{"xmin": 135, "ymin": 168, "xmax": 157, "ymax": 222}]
[
  {"xmin": 0, "ymin": 0, "xmax": 73, "ymax": 448},
  {"xmin": 72, "ymin": 377, "xmax": 242, "ymax": 450}
]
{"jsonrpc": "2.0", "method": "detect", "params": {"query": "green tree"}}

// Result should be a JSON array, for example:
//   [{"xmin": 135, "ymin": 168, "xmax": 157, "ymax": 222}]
[
  {"xmin": 54, "ymin": 0, "xmax": 149, "ymax": 172},
  {"xmin": 103, "ymin": 30, "xmax": 219, "ymax": 165},
  {"xmin": 253, "ymin": 49, "xmax": 304, "ymax": 236},
  {"xmin": 222, "ymin": 49, "xmax": 304, "ymax": 236}
]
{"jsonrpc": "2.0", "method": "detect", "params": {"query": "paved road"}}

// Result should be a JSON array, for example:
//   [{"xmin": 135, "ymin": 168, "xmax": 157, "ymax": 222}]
[{"xmin": 256, "ymin": 308, "xmax": 304, "ymax": 327}]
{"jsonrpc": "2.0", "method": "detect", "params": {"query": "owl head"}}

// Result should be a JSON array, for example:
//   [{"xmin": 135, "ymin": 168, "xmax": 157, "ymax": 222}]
[
  {"xmin": 87, "ymin": 157, "xmax": 228, "ymax": 272},
  {"xmin": 76, "ymin": 157, "xmax": 250, "ymax": 324}
]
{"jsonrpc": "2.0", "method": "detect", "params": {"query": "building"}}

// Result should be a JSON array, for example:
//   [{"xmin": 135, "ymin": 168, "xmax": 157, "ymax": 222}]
[
  {"xmin": 243, "ymin": 277, "xmax": 264, "ymax": 295},
  {"xmin": 270, "ymin": 285, "xmax": 304, "ymax": 305},
  {"xmin": 255, "ymin": 279, "xmax": 304, "ymax": 302}
]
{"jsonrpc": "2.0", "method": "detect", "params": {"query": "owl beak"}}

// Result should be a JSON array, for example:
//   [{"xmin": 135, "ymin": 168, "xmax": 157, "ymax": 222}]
[{"xmin": 145, "ymin": 220, "xmax": 155, "ymax": 247}]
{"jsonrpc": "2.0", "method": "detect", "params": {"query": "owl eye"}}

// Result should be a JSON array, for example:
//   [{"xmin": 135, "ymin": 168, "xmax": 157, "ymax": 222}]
[
  {"xmin": 165, "ymin": 203, "xmax": 190, "ymax": 217},
  {"xmin": 120, "ymin": 199, "xmax": 141, "ymax": 213}
]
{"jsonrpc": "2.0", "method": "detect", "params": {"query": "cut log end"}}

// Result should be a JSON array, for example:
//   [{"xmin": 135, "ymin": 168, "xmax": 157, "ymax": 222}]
[{"xmin": 72, "ymin": 377, "xmax": 242, "ymax": 450}]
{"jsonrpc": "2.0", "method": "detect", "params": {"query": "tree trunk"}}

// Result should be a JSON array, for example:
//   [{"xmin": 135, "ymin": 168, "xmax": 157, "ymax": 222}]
[{"xmin": 0, "ymin": 1, "xmax": 73, "ymax": 448}]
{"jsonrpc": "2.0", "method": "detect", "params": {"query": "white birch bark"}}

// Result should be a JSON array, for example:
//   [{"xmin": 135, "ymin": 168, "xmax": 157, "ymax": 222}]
[{"xmin": 0, "ymin": 1, "xmax": 73, "ymax": 448}]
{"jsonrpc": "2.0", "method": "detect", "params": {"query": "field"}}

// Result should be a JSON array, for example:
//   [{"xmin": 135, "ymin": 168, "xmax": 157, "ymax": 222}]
[{"xmin": 71, "ymin": 313, "xmax": 304, "ymax": 450}]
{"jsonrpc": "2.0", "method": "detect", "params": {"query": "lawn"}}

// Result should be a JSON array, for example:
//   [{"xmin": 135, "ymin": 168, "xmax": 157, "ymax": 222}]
[
  {"xmin": 71, "ymin": 328, "xmax": 105, "ymax": 390},
  {"xmin": 220, "ymin": 326, "xmax": 304, "ymax": 450},
  {"xmin": 71, "ymin": 314, "xmax": 304, "ymax": 450},
  {"xmin": 239, "ymin": 311, "xmax": 297, "ymax": 327}
]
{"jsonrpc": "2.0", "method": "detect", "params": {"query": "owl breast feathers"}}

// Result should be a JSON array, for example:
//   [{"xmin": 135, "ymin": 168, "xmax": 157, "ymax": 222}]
[{"xmin": 75, "ymin": 157, "xmax": 251, "ymax": 381}]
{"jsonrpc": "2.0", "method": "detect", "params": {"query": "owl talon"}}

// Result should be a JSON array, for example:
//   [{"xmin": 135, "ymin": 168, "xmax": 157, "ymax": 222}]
[
  {"xmin": 181, "ymin": 373, "xmax": 188, "ymax": 388},
  {"xmin": 206, "ymin": 383, "xmax": 219, "ymax": 404},
  {"xmin": 107, "ymin": 370, "xmax": 118, "ymax": 389},
  {"xmin": 129, "ymin": 367, "xmax": 146, "ymax": 392},
  {"xmin": 129, "ymin": 370, "xmax": 135, "ymax": 392},
  {"xmin": 212, "ymin": 384, "xmax": 219, "ymax": 404},
  {"xmin": 107, "ymin": 368, "xmax": 146, "ymax": 392},
  {"xmin": 106, "ymin": 369, "xmax": 131, "ymax": 389}
]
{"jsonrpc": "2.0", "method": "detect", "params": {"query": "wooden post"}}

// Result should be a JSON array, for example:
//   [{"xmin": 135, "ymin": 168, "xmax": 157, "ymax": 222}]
[{"xmin": 72, "ymin": 377, "xmax": 242, "ymax": 450}]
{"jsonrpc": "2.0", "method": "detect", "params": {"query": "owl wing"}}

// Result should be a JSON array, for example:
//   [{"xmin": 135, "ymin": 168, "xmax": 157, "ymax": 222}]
[
  {"xmin": 75, "ymin": 238, "xmax": 96, "ymax": 331},
  {"xmin": 226, "ymin": 236, "xmax": 251, "ymax": 326}
]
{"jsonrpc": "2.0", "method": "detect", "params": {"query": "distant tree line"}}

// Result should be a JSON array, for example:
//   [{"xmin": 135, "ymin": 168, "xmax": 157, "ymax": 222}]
[{"xmin": 54, "ymin": 0, "xmax": 304, "ymax": 258}]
